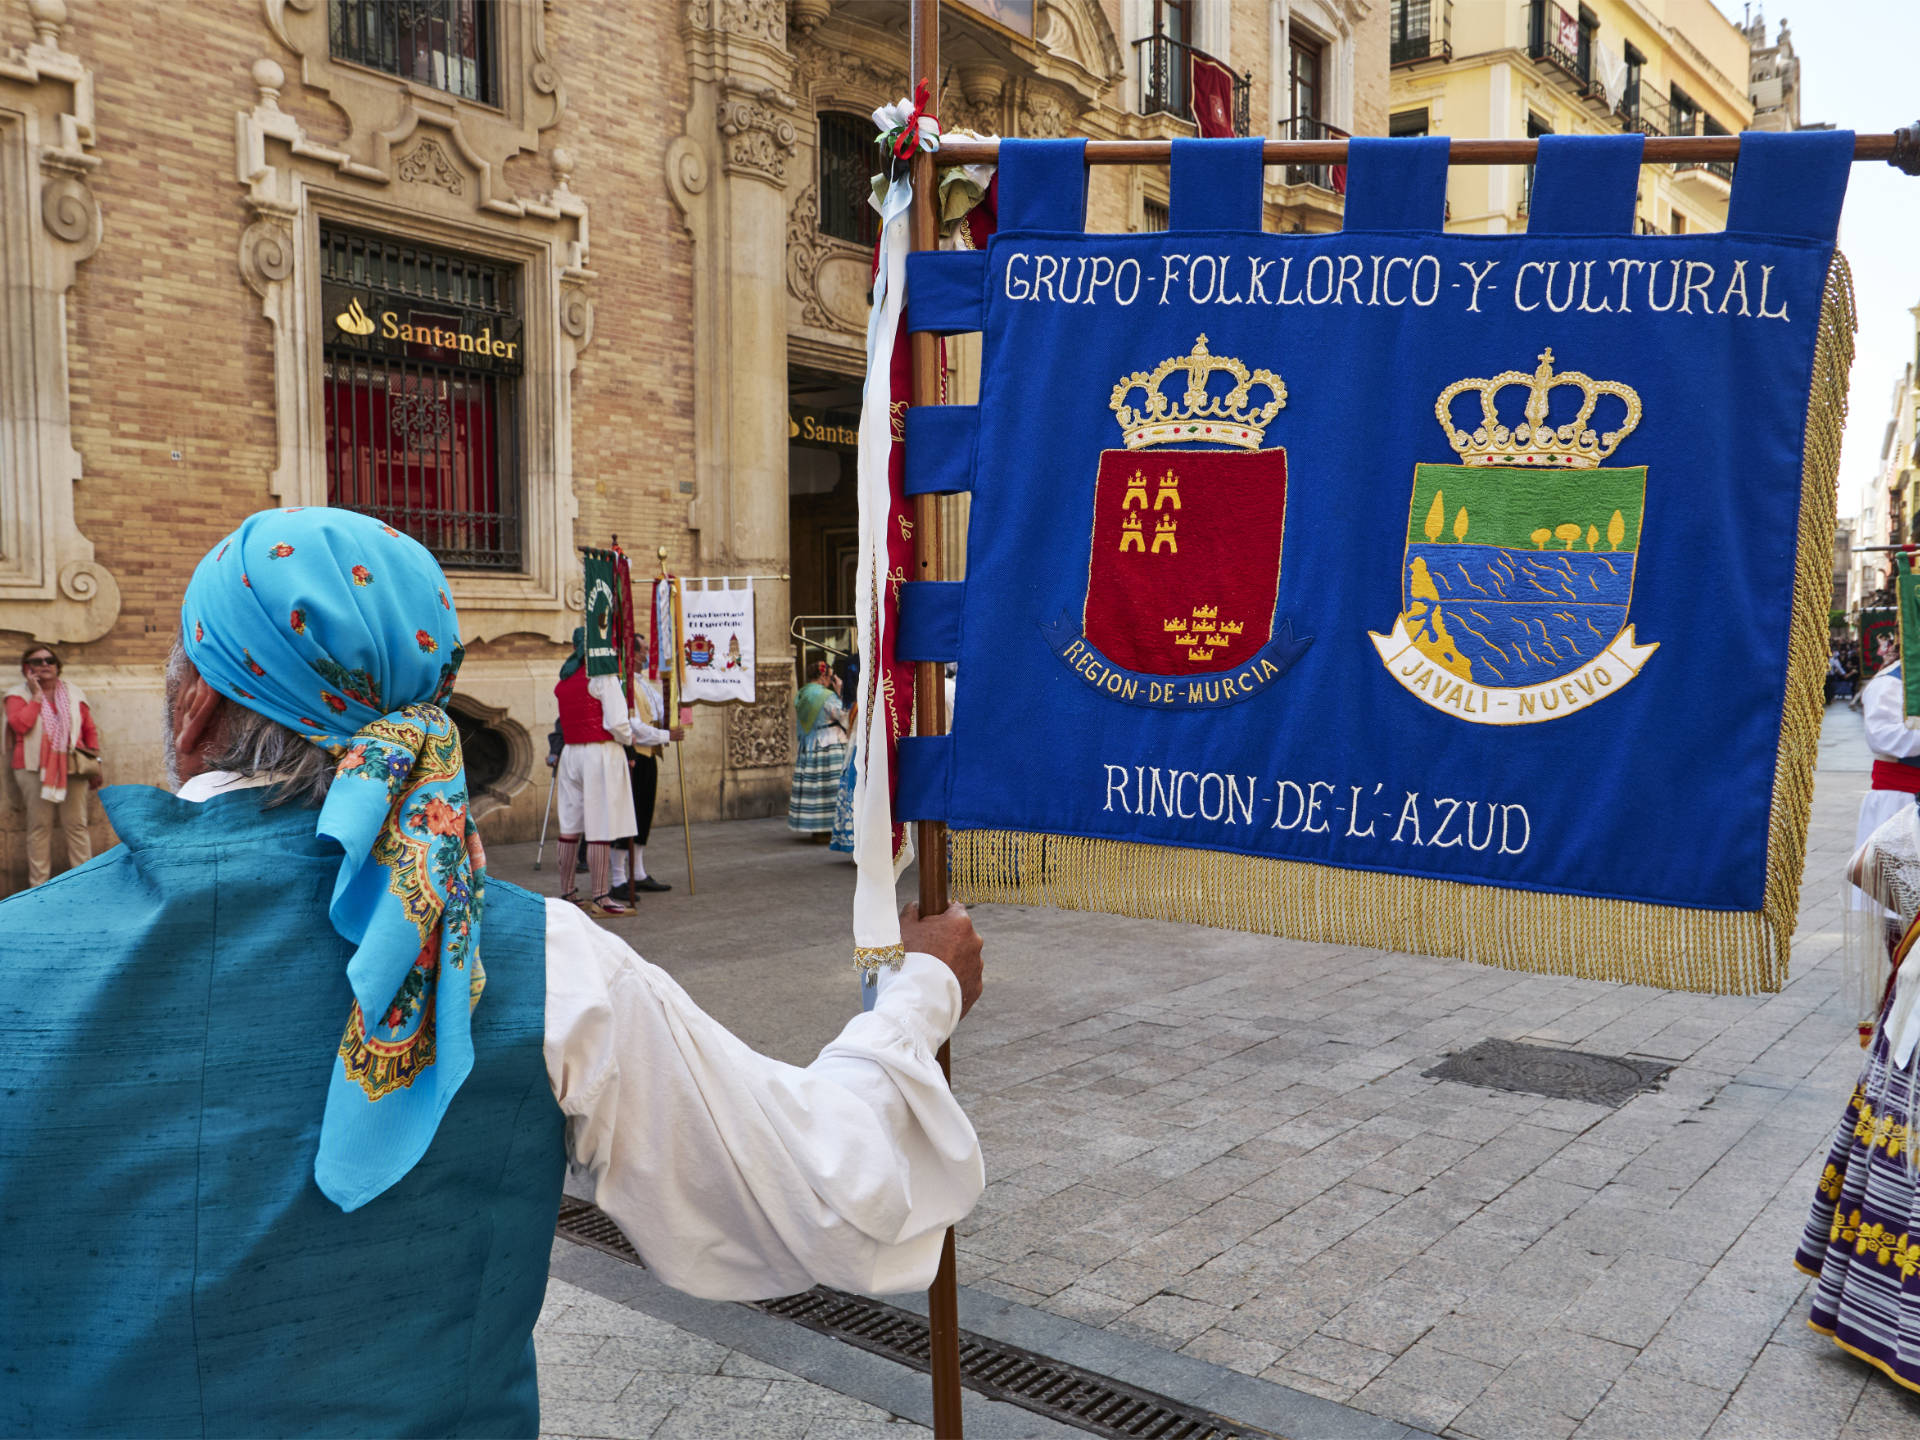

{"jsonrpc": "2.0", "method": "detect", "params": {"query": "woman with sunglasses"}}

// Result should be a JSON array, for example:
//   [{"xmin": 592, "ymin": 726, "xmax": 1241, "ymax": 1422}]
[{"xmin": 5, "ymin": 643, "xmax": 102, "ymax": 886}]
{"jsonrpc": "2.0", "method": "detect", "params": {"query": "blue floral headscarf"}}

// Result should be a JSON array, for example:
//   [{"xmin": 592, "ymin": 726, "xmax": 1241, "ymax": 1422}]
[{"xmin": 181, "ymin": 507, "xmax": 479, "ymax": 1212}]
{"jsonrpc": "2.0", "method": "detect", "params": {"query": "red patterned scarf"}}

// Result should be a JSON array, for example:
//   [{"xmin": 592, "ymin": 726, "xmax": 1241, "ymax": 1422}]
[{"xmin": 36, "ymin": 680, "xmax": 71, "ymax": 797}]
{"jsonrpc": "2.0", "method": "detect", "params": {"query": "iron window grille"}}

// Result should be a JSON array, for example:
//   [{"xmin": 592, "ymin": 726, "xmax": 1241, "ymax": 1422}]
[
  {"xmin": 320, "ymin": 227, "xmax": 524, "ymax": 570},
  {"xmin": 818, "ymin": 112, "xmax": 880, "ymax": 248},
  {"xmin": 1141, "ymin": 198, "xmax": 1169, "ymax": 232},
  {"xmin": 1276, "ymin": 113, "xmax": 1346, "ymax": 192},
  {"xmin": 328, "ymin": 0, "xmax": 497, "ymax": 105},
  {"xmin": 1134, "ymin": 34, "xmax": 1250, "ymax": 136},
  {"xmin": 1672, "ymin": 108, "xmax": 1736, "ymax": 182},
  {"xmin": 1390, "ymin": 0, "xmax": 1452, "ymax": 66}
]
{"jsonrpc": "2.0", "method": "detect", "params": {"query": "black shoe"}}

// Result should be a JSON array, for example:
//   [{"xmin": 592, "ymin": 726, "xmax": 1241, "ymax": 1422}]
[
  {"xmin": 632, "ymin": 876, "xmax": 672, "ymax": 893},
  {"xmin": 607, "ymin": 882, "xmax": 638, "ymax": 903}
]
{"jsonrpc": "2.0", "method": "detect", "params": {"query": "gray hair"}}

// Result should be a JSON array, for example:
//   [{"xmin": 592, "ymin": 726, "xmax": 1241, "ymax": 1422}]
[{"xmin": 164, "ymin": 639, "xmax": 336, "ymax": 808}]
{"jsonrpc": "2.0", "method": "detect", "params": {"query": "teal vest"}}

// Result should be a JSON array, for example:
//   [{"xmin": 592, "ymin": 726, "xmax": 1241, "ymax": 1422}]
[{"xmin": 0, "ymin": 786, "xmax": 567, "ymax": 1438}]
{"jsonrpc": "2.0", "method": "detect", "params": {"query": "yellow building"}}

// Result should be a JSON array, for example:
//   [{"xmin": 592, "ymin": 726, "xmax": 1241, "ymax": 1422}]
[{"xmin": 1387, "ymin": 0, "xmax": 1755, "ymax": 234}]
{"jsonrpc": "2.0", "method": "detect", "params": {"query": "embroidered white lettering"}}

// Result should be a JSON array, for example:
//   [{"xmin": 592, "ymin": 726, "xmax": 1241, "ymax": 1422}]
[
  {"xmin": 1304, "ymin": 781, "xmax": 1334, "ymax": 834},
  {"xmin": 1335, "ymin": 254, "xmax": 1365, "ymax": 306},
  {"xmin": 1159, "ymin": 254, "xmax": 1189, "ymax": 305},
  {"xmin": 1003, "ymin": 253, "xmax": 1031, "ymax": 299},
  {"xmin": 1383, "ymin": 256, "xmax": 1413, "ymax": 307},
  {"xmin": 1609, "ymin": 257, "xmax": 1644, "ymax": 313},
  {"xmin": 1758, "ymin": 264, "xmax": 1790, "ymax": 321},
  {"xmin": 1514, "ymin": 261, "xmax": 1546, "ymax": 312},
  {"xmin": 1187, "ymin": 254, "xmax": 1218, "ymax": 304},
  {"xmin": 1459, "ymin": 259, "xmax": 1501, "ymax": 313},
  {"xmin": 1305, "ymin": 255, "xmax": 1335, "ymax": 305},
  {"xmin": 1246, "ymin": 257, "xmax": 1274, "ymax": 304},
  {"xmin": 1680, "ymin": 260, "xmax": 1715, "ymax": 314}
]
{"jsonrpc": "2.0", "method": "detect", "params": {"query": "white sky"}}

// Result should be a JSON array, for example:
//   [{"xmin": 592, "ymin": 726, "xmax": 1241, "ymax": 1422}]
[{"xmin": 1709, "ymin": 1, "xmax": 1920, "ymax": 520}]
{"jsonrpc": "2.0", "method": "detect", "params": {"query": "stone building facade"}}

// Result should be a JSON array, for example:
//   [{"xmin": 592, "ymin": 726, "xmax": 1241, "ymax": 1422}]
[{"xmin": 0, "ymin": 0, "xmax": 1385, "ymax": 892}]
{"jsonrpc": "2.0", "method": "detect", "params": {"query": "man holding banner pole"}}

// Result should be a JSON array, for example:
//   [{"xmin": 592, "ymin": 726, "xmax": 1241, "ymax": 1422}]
[
  {"xmin": 553, "ymin": 628, "xmax": 640, "ymax": 917},
  {"xmin": 609, "ymin": 670, "xmax": 681, "ymax": 902}
]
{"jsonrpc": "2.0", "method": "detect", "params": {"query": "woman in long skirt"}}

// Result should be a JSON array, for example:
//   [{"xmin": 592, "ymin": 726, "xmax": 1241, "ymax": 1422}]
[
  {"xmin": 787, "ymin": 666, "xmax": 849, "ymax": 839},
  {"xmin": 1797, "ymin": 800, "xmax": 1920, "ymax": 1395}
]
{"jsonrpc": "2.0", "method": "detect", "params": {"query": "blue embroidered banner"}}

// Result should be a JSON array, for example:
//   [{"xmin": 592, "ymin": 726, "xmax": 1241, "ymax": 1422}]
[{"xmin": 925, "ymin": 134, "xmax": 1857, "ymax": 995}]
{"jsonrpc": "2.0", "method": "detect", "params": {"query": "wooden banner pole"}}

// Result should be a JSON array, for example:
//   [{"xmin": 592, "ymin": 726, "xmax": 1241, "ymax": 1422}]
[
  {"xmin": 905, "ymin": 2, "xmax": 963, "ymax": 1434},
  {"xmin": 934, "ymin": 126, "xmax": 1920, "ymax": 170},
  {"xmin": 655, "ymin": 546, "xmax": 696, "ymax": 897}
]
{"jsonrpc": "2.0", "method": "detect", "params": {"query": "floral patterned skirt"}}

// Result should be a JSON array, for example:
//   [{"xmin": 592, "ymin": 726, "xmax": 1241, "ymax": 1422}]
[
  {"xmin": 1796, "ymin": 1015, "xmax": 1920, "ymax": 1394},
  {"xmin": 829, "ymin": 746, "xmax": 857, "ymax": 854}
]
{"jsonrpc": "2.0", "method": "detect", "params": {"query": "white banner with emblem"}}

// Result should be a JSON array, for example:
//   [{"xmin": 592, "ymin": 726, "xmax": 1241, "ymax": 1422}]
[{"xmin": 677, "ymin": 580, "xmax": 757, "ymax": 704}]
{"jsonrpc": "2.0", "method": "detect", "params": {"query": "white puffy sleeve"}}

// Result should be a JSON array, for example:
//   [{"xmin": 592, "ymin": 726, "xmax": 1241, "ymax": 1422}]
[
  {"xmin": 1864, "ymin": 671, "xmax": 1920, "ymax": 757},
  {"xmin": 629, "ymin": 679, "xmax": 673, "ymax": 748},
  {"xmin": 542, "ymin": 899, "xmax": 983, "ymax": 1300},
  {"xmin": 586, "ymin": 674, "xmax": 635, "ymax": 747}
]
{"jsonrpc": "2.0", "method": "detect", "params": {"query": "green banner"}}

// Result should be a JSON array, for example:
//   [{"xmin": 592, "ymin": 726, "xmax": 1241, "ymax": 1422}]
[
  {"xmin": 1861, "ymin": 607, "xmax": 1897, "ymax": 680},
  {"xmin": 1899, "ymin": 556, "xmax": 1920, "ymax": 719},
  {"xmin": 583, "ymin": 550, "xmax": 620, "ymax": 677}
]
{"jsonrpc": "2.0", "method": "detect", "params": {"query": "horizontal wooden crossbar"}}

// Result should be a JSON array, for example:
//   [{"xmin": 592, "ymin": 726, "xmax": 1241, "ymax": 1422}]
[{"xmin": 935, "ymin": 129, "xmax": 1920, "ymax": 173}]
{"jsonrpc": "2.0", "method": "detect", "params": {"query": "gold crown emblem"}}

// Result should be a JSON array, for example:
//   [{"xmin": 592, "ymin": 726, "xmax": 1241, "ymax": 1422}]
[
  {"xmin": 1111, "ymin": 335, "xmax": 1285, "ymax": 451},
  {"xmin": 1434, "ymin": 349, "xmax": 1641, "ymax": 469}
]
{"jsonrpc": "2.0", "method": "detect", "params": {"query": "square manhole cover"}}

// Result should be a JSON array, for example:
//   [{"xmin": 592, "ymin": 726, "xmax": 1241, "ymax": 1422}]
[{"xmin": 1424, "ymin": 1038, "xmax": 1672, "ymax": 1108}]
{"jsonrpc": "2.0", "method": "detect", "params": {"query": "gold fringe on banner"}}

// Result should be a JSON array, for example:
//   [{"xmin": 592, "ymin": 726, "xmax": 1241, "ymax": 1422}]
[{"xmin": 953, "ymin": 257, "xmax": 1858, "ymax": 999}]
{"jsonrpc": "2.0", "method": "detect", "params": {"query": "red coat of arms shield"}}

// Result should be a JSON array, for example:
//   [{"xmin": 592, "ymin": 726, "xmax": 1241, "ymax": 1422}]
[{"xmin": 1083, "ymin": 447, "xmax": 1289, "ymax": 676}]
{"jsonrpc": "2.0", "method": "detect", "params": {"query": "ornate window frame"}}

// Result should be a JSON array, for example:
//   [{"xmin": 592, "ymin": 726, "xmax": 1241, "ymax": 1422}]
[
  {"xmin": 0, "ymin": 5, "xmax": 119, "ymax": 642},
  {"xmin": 237, "ymin": 26, "xmax": 593, "ymax": 641},
  {"xmin": 263, "ymin": 0, "xmax": 564, "ymax": 184}
]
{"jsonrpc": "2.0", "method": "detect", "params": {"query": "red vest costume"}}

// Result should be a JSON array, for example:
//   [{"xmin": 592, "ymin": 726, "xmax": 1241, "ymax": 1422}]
[{"xmin": 555, "ymin": 667, "xmax": 613, "ymax": 745}]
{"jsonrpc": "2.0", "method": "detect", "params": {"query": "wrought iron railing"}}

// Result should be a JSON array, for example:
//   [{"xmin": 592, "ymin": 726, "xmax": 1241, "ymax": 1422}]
[
  {"xmin": 328, "ymin": 0, "xmax": 497, "ymax": 105},
  {"xmin": 1670, "ymin": 111, "xmax": 1736, "ymax": 182},
  {"xmin": 1134, "ymin": 33, "xmax": 1250, "ymax": 136},
  {"xmin": 1526, "ymin": 0, "xmax": 1588, "ymax": 89},
  {"xmin": 1276, "ymin": 114, "xmax": 1348, "ymax": 192},
  {"xmin": 1618, "ymin": 90, "xmax": 1670, "ymax": 138},
  {"xmin": 1390, "ymin": 0, "xmax": 1452, "ymax": 66}
]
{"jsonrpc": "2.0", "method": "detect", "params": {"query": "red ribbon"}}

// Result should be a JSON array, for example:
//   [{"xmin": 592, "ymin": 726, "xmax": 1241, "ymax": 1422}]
[{"xmin": 891, "ymin": 78, "xmax": 935, "ymax": 159}]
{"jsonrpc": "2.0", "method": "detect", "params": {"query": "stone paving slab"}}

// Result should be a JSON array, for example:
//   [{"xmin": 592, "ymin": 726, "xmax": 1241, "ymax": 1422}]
[
  {"xmin": 513, "ymin": 704, "xmax": 1920, "ymax": 1438},
  {"xmin": 535, "ymin": 1275, "xmax": 930, "ymax": 1440}
]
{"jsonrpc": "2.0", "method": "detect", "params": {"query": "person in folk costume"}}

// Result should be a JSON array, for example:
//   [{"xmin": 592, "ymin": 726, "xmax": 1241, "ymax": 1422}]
[
  {"xmin": 788, "ymin": 660, "xmax": 850, "ymax": 841},
  {"xmin": 830, "ymin": 656, "xmax": 860, "ymax": 856},
  {"xmin": 0, "ymin": 508, "xmax": 986, "ymax": 1437},
  {"xmin": 608, "ymin": 668, "xmax": 680, "ymax": 902},
  {"xmin": 551, "ymin": 627, "xmax": 651, "ymax": 916},
  {"xmin": 1798, "ymin": 794, "xmax": 1920, "ymax": 1397},
  {"xmin": 1846, "ymin": 660, "xmax": 1920, "ymax": 1044}
]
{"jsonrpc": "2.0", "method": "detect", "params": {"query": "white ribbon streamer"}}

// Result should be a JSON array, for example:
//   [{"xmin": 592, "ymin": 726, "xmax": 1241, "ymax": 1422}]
[{"xmin": 850, "ymin": 169, "xmax": 917, "ymax": 972}]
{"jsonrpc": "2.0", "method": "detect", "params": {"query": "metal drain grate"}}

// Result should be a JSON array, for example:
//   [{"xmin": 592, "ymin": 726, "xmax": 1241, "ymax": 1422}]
[
  {"xmin": 555, "ymin": 1198, "xmax": 1282, "ymax": 1440},
  {"xmin": 557, "ymin": 1195, "xmax": 639, "ymax": 1261},
  {"xmin": 1424, "ymin": 1038, "xmax": 1672, "ymax": 1108}
]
